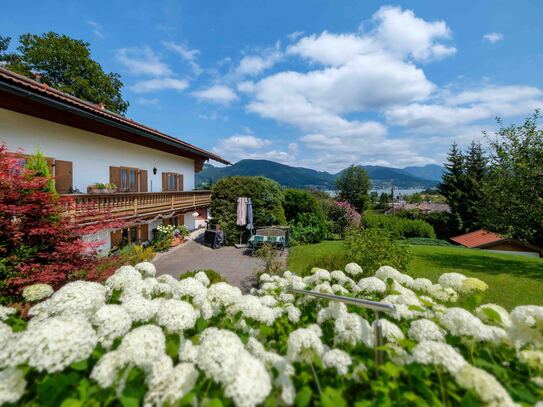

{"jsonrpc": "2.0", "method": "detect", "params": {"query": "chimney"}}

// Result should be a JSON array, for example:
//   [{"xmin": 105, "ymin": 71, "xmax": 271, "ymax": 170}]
[
  {"xmin": 97, "ymin": 102, "xmax": 105, "ymax": 110},
  {"xmin": 32, "ymin": 72, "xmax": 42, "ymax": 82}
]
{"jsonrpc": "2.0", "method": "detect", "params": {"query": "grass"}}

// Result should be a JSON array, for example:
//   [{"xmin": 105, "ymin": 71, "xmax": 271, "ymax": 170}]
[{"xmin": 287, "ymin": 241, "xmax": 543, "ymax": 309}]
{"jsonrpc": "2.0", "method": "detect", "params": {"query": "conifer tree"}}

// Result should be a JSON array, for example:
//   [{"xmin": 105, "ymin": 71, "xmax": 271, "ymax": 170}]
[
  {"xmin": 438, "ymin": 142, "xmax": 466, "ymax": 232},
  {"xmin": 463, "ymin": 141, "xmax": 487, "ymax": 230}
]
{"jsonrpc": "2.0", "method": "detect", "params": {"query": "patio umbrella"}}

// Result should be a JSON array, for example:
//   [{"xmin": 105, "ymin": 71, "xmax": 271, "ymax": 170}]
[
  {"xmin": 246, "ymin": 198, "xmax": 253, "ymax": 235},
  {"xmin": 236, "ymin": 197, "xmax": 247, "ymax": 226}
]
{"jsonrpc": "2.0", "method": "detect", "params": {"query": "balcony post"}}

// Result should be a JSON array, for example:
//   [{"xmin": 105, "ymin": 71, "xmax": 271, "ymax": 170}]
[
  {"xmin": 171, "ymin": 194, "xmax": 174, "ymax": 209},
  {"xmin": 133, "ymin": 196, "xmax": 138, "ymax": 215}
]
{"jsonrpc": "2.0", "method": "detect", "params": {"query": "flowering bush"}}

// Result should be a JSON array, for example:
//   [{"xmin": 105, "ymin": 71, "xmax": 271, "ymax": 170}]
[{"xmin": 1, "ymin": 262, "xmax": 542, "ymax": 406}]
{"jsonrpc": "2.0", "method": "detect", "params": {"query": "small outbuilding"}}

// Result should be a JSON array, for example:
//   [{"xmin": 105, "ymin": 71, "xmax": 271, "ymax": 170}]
[{"xmin": 450, "ymin": 229, "xmax": 541, "ymax": 258}]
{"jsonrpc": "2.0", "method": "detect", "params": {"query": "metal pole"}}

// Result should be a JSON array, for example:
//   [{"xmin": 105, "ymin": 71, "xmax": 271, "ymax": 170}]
[{"xmin": 287, "ymin": 289, "xmax": 395, "ymax": 371}]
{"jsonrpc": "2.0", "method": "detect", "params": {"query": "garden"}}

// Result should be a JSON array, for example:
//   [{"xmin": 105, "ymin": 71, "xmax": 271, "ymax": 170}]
[{"xmin": 1, "ymin": 260, "xmax": 542, "ymax": 406}]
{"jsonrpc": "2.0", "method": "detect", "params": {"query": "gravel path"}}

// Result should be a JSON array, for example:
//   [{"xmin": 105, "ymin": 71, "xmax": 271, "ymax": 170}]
[{"xmin": 152, "ymin": 231, "xmax": 288, "ymax": 292}]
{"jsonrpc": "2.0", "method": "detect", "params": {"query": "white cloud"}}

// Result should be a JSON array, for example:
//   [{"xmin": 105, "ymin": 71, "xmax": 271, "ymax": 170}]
[
  {"xmin": 287, "ymin": 31, "xmax": 304, "ymax": 41},
  {"xmin": 87, "ymin": 20, "xmax": 104, "ymax": 39},
  {"xmin": 130, "ymin": 78, "xmax": 189, "ymax": 93},
  {"xmin": 212, "ymin": 135, "xmax": 295, "ymax": 165},
  {"xmin": 137, "ymin": 97, "xmax": 160, "ymax": 106},
  {"xmin": 483, "ymin": 32, "xmax": 504, "ymax": 43},
  {"xmin": 116, "ymin": 47, "xmax": 173, "ymax": 77},
  {"xmin": 192, "ymin": 85, "xmax": 238, "ymax": 104},
  {"xmin": 163, "ymin": 41, "xmax": 203, "ymax": 75},
  {"xmin": 234, "ymin": 45, "xmax": 283, "ymax": 76},
  {"xmin": 372, "ymin": 6, "xmax": 456, "ymax": 61}
]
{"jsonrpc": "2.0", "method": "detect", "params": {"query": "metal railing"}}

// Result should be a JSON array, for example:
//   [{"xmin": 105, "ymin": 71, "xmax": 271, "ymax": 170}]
[{"xmin": 287, "ymin": 288, "xmax": 396, "ymax": 370}]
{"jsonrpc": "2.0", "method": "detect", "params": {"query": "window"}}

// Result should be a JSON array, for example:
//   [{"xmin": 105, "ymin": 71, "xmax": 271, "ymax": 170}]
[
  {"xmin": 120, "ymin": 168, "xmax": 128, "ymax": 190},
  {"xmin": 162, "ymin": 172, "xmax": 183, "ymax": 191},
  {"xmin": 118, "ymin": 167, "xmax": 138, "ymax": 192},
  {"xmin": 129, "ymin": 169, "xmax": 137, "ymax": 191}
]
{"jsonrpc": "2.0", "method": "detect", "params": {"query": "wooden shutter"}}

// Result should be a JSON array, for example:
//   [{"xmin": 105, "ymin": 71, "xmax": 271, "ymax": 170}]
[
  {"xmin": 140, "ymin": 224, "xmax": 149, "ymax": 242},
  {"xmin": 162, "ymin": 173, "xmax": 168, "ymax": 191},
  {"xmin": 55, "ymin": 160, "xmax": 73, "ymax": 194},
  {"xmin": 139, "ymin": 170, "xmax": 148, "ymax": 192},
  {"xmin": 45, "ymin": 158, "xmax": 54, "ymax": 176},
  {"xmin": 111, "ymin": 229, "xmax": 122, "ymax": 248},
  {"xmin": 110, "ymin": 166, "xmax": 121, "ymax": 190}
]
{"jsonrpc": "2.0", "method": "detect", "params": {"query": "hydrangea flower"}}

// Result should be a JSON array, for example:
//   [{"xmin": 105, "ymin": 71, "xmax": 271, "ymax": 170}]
[
  {"xmin": 375, "ymin": 266, "xmax": 414, "ymax": 286},
  {"xmin": 135, "ymin": 262, "xmax": 156, "ymax": 277},
  {"xmin": 286, "ymin": 327, "xmax": 324, "ymax": 362},
  {"xmin": 345, "ymin": 263, "xmax": 363, "ymax": 276},
  {"xmin": 508, "ymin": 305, "xmax": 543, "ymax": 348},
  {"xmin": 9, "ymin": 316, "xmax": 97, "ymax": 373},
  {"xmin": 317, "ymin": 302, "xmax": 347, "ymax": 324},
  {"xmin": 144, "ymin": 362, "xmax": 199, "ymax": 407},
  {"xmin": 22, "ymin": 283, "xmax": 54, "ymax": 302},
  {"xmin": 374, "ymin": 319, "xmax": 404, "ymax": 343},
  {"xmin": 92, "ymin": 304, "xmax": 133, "ymax": 349},
  {"xmin": 0, "ymin": 305, "xmax": 16, "ymax": 321},
  {"xmin": 155, "ymin": 299, "xmax": 199, "ymax": 333},
  {"xmin": 334, "ymin": 312, "xmax": 373, "ymax": 348},
  {"xmin": 322, "ymin": 349, "xmax": 352, "ymax": 374},
  {"xmin": 230, "ymin": 295, "xmax": 281, "ymax": 326},
  {"xmin": 408, "ymin": 319, "xmax": 446, "ymax": 342},
  {"xmin": 439, "ymin": 308, "xmax": 495, "ymax": 342},
  {"xmin": 427, "ymin": 284, "xmax": 458, "ymax": 303},
  {"xmin": 517, "ymin": 350, "xmax": 543, "ymax": 371},
  {"xmin": 194, "ymin": 271, "xmax": 211, "ymax": 287},
  {"xmin": 437, "ymin": 272, "xmax": 466, "ymax": 291},
  {"xmin": 453, "ymin": 364, "xmax": 516, "ymax": 407},
  {"xmin": 121, "ymin": 296, "xmax": 157, "ymax": 323},
  {"xmin": 28, "ymin": 281, "xmax": 107, "ymax": 320},
  {"xmin": 409, "ymin": 278, "xmax": 433, "ymax": 292},
  {"xmin": 90, "ymin": 349, "xmax": 124, "ymax": 388},
  {"xmin": 475, "ymin": 304, "xmax": 512, "ymax": 329},
  {"xmin": 207, "ymin": 283, "xmax": 242, "ymax": 310},
  {"xmin": 117, "ymin": 325, "xmax": 166, "ymax": 367},
  {"xmin": 357, "ymin": 277, "xmax": 387, "ymax": 294},
  {"xmin": 0, "ymin": 367, "xmax": 26, "ymax": 405},
  {"xmin": 410, "ymin": 341, "xmax": 467, "ymax": 374}
]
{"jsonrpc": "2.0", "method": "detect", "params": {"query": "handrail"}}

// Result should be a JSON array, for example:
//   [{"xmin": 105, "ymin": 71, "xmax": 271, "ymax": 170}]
[{"xmin": 287, "ymin": 288, "xmax": 396, "ymax": 371}]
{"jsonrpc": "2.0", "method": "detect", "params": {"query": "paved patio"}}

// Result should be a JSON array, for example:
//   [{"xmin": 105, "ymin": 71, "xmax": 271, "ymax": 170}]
[{"xmin": 152, "ymin": 231, "xmax": 288, "ymax": 292}]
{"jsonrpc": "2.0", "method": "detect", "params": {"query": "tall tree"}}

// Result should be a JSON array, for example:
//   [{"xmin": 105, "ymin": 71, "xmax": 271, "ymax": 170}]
[
  {"xmin": 463, "ymin": 141, "xmax": 487, "ymax": 231},
  {"xmin": 480, "ymin": 112, "xmax": 543, "ymax": 246},
  {"xmin": 0, "ymin": 33, "xmax": 129, "ymax": 114},
  {"xmin": 438, "ymin": 142, "xmax": 466, "ymax": 231},
  {"xmin": 335, "ymin": 165, "xmax": 371, "ymax": 213}
]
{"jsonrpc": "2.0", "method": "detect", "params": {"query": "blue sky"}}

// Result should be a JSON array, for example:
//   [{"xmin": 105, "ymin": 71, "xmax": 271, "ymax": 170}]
[{"xmin": 2, "ymin": 1, "xmax": 543, "ymax": 171}]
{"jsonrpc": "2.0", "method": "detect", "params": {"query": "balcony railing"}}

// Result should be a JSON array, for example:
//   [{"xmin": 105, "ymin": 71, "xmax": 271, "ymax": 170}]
[{"xmin": 61, "ymin": 190, "xmax": 211, "ymax": 223}]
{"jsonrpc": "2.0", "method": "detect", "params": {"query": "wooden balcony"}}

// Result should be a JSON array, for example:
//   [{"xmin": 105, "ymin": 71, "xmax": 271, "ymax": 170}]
[{"xmin": 61, "ymin": 190, "xmax": 211, "ymax": 223}]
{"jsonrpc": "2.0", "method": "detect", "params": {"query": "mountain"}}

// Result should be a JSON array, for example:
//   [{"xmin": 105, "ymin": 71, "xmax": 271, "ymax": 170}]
[
  {"xmin": 402, "ymin": 164, "xmax": 444, "ymax": 182},
  {"xmin": 196, "ymin": 159, "xmax": 441, "ymax": 189}
]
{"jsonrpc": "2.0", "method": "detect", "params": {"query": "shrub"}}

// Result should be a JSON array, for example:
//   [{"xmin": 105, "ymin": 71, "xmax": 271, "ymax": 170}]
[
  {"xmin": 254, "ymin": 243, "xmax": 283, "ymax": 275},
  {"xmin": 119, "ymin": 244, "xmax": 155, "ymax": 264},
  {"xmin": 344, "ymin": 227, "xmax": 411, "ymax": 274},
  {"xmin": 400, "ymin": 237, "xmax": 453, "ymax": 247},
  {"xmin": 179, "ymin": 268, "xmax": 225, "ymax": 284},
  {"xmin": 326, "ymin": 201, "xmax": 361, "ymax": 237},
  {"xmin": 152, "ymin": 236, "xmax": 172, "ymax": 252},
  {"xmin": 3, "ymin": 263, "xmax": 538, "ymax": 406},
  {"xmin": 362, "ymin": 213, "xmax": 436, "ymax": 239},
  {"xmin": 283, "ymin": 189, "xmax": 324, "ymax": 221},
  {"xmin": 210, "ymin": 176, "xmax": 286, "ymax": 245},
  {"xmin": 0, "ymin": 145, "xmax": 122, "ymax": 301},
  {"xmin": 24, "ymin": 150, "xmax": 56, "ymax": 194},
  {"xmin": 289, "ymin": 212, "xmax": 327, "ymax": 245},
  {"xmin": 397, "ymin": 210, "xmax": 462, "ymax": 239}
]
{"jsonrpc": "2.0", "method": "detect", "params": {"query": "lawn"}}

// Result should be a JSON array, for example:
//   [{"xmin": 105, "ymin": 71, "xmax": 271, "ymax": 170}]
[{"xmin": 287, "ymin": 241, "xmax": 543, "ymax": 309}]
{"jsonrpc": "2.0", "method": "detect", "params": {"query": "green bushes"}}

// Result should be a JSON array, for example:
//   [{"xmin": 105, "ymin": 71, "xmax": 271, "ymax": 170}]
[
  {"xmin": 344, "ymin": 227, "xmax": 411, "ymax": 274},
  {"xmin": 396, "ymin": 210, "xmax": 461, "ymax": 239},
  {"xmin": 289, "ymin": 212, "xmax": 327, "ymax": 245},
  {"xmin": 210, "ymin": 177, "xmax": 286, "ymax": 245},
  {"xmin": 362, "ymin": 213, "xmax": 436, "ymax": 239}
]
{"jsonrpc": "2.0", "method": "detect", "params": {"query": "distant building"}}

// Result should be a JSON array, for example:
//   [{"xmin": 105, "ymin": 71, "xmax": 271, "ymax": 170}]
[
  {"xmin": 450, "ymin": 230, "xmax": 541, "ymax": 258},
  {"xmin": 386, "ymin": 202, "xmax": 450, "ymax": 214}
]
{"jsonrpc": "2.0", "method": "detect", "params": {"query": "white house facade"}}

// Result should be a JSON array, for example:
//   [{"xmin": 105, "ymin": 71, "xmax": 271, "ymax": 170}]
[{"xmin": 0, "ymin": 67, "xmax": 229, "ymax": 251}]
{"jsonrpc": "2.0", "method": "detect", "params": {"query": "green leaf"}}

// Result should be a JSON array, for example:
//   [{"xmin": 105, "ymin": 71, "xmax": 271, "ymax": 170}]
[
  {"xmin": 321, "ymin": 387, "xmax": 346, "ymax": 407},
  {"xmin": 208, "ymin": 398, "xmax": 223, "ymax": 407},
  {"xmin": 60, "ymin": 399, "xmax": 82, "ymax": 407},
  {"xmin": 295, "ymin": 386, "xmax": 312, "ymax": 407},
  {"xmin": 70, "ymin": 359, "xmax": 88, "ymax": 371},
  {"xmin": 166, "ymin": 334, "xmax": 180, "ymax": 358},
  {"xmin": 120, "ymin": 396, "xmax": 140, "ymax": 407},
  {"xmin": 196, "ymin": 317, "xmax": 208, "ymax": 333},
  {"xmin": 481, "ymin": 307, "xmax": 502, "ymax": 324}
]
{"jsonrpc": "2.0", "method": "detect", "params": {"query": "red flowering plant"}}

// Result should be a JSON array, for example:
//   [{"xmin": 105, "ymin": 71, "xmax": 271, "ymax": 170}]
[
  {"xmin": 326, "ymin": 200, "xmax": 361, "ymax": 238},
  {"xmin": 0, "ymin": 145, "xmax": 124, "ymax": 301}
]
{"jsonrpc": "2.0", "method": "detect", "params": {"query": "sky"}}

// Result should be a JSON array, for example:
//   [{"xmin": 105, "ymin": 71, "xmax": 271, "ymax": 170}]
[{"xmin": 2, "ymin": 1, "xmax": 543, "ymax": 171}]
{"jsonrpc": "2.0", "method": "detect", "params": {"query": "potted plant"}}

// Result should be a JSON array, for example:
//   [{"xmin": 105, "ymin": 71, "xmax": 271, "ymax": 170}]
[{"xmin": 87, "ymin": 182, "xmax": 117, "ymax": 194}]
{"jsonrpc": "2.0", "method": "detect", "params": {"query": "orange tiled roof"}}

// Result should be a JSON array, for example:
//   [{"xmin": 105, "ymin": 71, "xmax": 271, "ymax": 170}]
[{"xmin": 450, "ymin": 229, "xmax": 505, "ymax": 248}]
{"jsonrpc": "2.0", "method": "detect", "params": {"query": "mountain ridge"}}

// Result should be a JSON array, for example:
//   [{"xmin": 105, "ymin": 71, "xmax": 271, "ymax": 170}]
[{"xmin": 196, "ymin": 159, "xmax": 443, "ymax": 189}]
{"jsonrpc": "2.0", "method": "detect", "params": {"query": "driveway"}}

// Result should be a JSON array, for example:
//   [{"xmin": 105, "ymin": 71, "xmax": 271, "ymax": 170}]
[{"xmin": 152, "ymin": 232, "xmax": 288, "ymax": 292}]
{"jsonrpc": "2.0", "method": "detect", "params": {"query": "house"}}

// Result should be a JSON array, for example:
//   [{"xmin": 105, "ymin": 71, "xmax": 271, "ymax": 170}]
[
  {"xmin": 450, "ymin": 229, "xmax": 542, "ymax": 258},
  {"xmin": 0, "ymin": 67, "xmax": 229, "ymax": 251},
  {"xmin": 385, "ymin": 202, "xmax": 450, "ymax": 214}
]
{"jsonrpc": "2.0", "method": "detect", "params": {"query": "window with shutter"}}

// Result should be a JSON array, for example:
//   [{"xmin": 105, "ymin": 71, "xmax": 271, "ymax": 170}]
[
  {"xmin": 55, "ymin": 160, "xmax": 73, "ymax": 194},
  {"xmin": 139, "ymin": 170, "xmax": 148, "ymax": 192}
]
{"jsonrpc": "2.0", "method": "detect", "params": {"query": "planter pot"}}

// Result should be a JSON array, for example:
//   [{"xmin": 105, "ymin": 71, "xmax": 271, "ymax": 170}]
[
  {"xmin": 170, "ymin": 237, "xmax": 182, "ymax": 247},
  {"xmin": 87, "ymin": 187, "xmax": 117, "ymax": 194}
]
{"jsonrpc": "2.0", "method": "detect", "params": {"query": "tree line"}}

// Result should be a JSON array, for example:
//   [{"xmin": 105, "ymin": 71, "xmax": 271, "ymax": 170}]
[{"xmin": 439, "ymin": 112, "xmax": 543, "ymax": 247}]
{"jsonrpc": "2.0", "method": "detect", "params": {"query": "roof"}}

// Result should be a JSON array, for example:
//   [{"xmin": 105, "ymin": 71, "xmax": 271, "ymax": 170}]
[
  {"xmin": 450, "ymin": 229, "xmax": 506, "ymax": 248},
  {"xmin": 0, "ymin": 67, "xmax": 230, "ymax": 165}
]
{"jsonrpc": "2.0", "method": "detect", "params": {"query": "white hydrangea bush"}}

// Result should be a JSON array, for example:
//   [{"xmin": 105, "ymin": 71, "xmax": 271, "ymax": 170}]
[{"xmin": 0, "ymin": 262, "xmax": 542, "ymax": 406}]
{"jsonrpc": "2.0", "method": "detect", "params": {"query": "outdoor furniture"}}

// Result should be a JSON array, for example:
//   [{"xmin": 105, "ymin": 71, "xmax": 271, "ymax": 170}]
[
  {"xmin": 204, "ymin": 229, "xmax": 225, "ymax": 249},
  {"xmin": 248, "ymin": 226, "xmax": 289, "ymax": 251}
]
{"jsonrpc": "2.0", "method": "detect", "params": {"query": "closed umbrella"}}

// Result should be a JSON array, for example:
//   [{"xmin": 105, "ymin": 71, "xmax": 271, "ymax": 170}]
[
  {"xmin": 236, "ymin": 197, "xmax": 247, "ymax": 226},
  {"xmin": 246, "ymin": 198, "xmax": 253, "ymax": 235}
]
